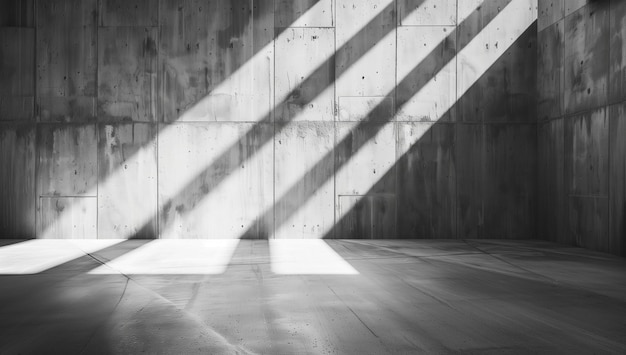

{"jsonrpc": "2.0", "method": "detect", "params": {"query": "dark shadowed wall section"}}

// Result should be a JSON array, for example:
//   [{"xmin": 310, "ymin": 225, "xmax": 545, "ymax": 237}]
[{"xmin": 537, "ymin": 0, "xmax": 626, "ymax": 256}]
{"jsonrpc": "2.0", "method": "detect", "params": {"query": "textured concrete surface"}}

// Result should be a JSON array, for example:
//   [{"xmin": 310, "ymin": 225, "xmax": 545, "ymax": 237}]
[
  {"xmin": 335, "ymin": 0, "xmax": 396, "ymax": 99},
  {"xmin": 397, "ymin": 122, "xmax": 456, "ymax": 238},
  {"xmin": 396, "ymin": 25, "xmax": 456, "ymax": 122},
  {"xmin": 537, "ymin": 0, "xmax": 563, "ymax": 32},
  {"xmin": 537, "ymin": 0, "xmax": 626, "ymax": 256},
  {"xmin": 274, "ymin": 122, "xmax": 335, "ymax": 239},
  {"xmin": 158, "ymin": 123, "xmax": 274, "ymax": 239},
  {"xmin": 0, "ymin": 0, "xmax": 538, "ymax": 240},
  {"xmin": 610, "ymin": 0, "xmax": 626, "ymax": 105},
  {"xmin": 274, "ymin": 27, "xmax": 335, "ymax": 123},
  {"xmin": 36, "ymin": 0, "xmax": 98, "ymax": 122},
  {"xmin": 482, "ymin": 124, "xmax": 536, "ymax": 238},
  {"xmin": 0, "ymin": 27, "xmax": 34, "ymax": 122},
  {"xmin": 36, "ymin": 124, "xmax": 98, "ymax": 197},
  {"xmin": 563, "ymin": 2, "xmax": 609, "ymax": 116},
  {"xmin": 0, "ymin": 0, "xmax": 33, "ymax": 27},
  {"xmin": 537, "ymin": 119, "xmax": 566, "ymax": 243},
  {"xmin": 99, "ymin": 0, "xmax": 158, "ymax": 27},
  {"xmin": 97, "ymin": 123, "xmax": 158, "ymax": 239},
  {"xmin": 398, "ymin": 0, "xmax": 456, "ymax": 26},
  {"xmin": 97, "ymin": 27, "xmax": 158, "ymax": 122},
  {"xmin": 275, "ymin": 0, "xmax": 334, "ymax": 28},
  {"xmin": 0, "ymin": 125, "xmax": 36, "ymax": 237},
  {"xmin": 609, "ymin": 102, "xmax": 626, "ymax": 257},
  {"xmin": 537, "ymin": 19, "xmax": 563, "ymax": 121},
  {"xmin": 0, "ymin": 239, "xmax": 624, "ymax": 354}
]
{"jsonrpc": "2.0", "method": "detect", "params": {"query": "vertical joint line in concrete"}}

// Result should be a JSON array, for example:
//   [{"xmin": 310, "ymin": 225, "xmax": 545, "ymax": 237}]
[
  {"xmin": 95, "ymin": 0, "xmax": 100, "ymax": 240},
  {"xmin": 455, "ymin": 0, "xmax": 459, "ymax": 239},
  {"xmin": 604, "ymin": 1, "xmax": 613, "ymax": 251},
  {"xmin": 272, "ymin": 0, "xmax": 276, "ymax": 240},
  {"xmin": 332, "ymin": 1, "xmax": 338, "ymax": 239},
  {"xmin": 33, "ymin": 0, "xmax": 39, "ymax": 237},
  {"xmin": 394, "ymin": 0, "xmax": 399, "ymax": 238},
  {"xmin": 157, "ymin": 0, "xmax": 164, "ymax": 239}
]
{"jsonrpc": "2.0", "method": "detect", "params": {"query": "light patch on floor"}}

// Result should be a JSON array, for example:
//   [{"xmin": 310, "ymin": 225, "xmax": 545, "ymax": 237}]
[
  {"xmin": 269, "ymin": 239, "xmax": 359, "ymax": 275},
  {"xmin": 0, "ymin": 239, "xmax": 122, "ymax": 274},
  {"xmin": 89, "ymin": 239, "xmax": 241, "ymax": 275}
]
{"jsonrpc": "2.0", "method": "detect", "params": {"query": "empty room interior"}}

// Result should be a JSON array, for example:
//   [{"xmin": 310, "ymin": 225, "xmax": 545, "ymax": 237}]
[{"xmin": 1, "ymin": 0, "xmax": 626, "ymax": 353}]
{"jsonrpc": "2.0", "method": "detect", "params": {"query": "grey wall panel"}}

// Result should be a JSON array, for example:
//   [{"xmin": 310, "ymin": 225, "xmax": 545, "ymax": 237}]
[
  {"xmin": 38, "ymin": 197, "xmax": 97, "ymax": 239},
  {"xmin": 97, "ymin": 123, "xmax": 157, "ymax": 239},
  {"xmin": 337, "ymin": 195, "xmax": 396, "ymax": 239},
  {"xmin": 458, "ymin": 23, "xmax": 537, "ymax": 123},
  {"xmin": 537, "ymin": 21, "xmax": 564, "ymax": 121},
  {"xmin": 159, "ymin": 0, "xmax": 264, "ymax": 123},
  {"xmin": 537, "ymin": 0, "xmax": 564, "ymax": 32},
  {"xmin": 158, "ymin": 122, "xmax": 274, "ymax": 239},
  {"xmin": 537, "ymin": 0, "xmax": 625, "ymax": 255},
  {"xmin": 159, "ymin": 0, "xmax": 217, "ymax": 122},
  {"xmin": 398, "ymin": 0, "xmax": 456, "ymax": 26},
  {"xmin": 0, "ymin": 28, "xmax": 34, "ymax": 121},
  {"xmin": 609, "ymin": 0, "xmax": 626, "ymax": 105},
  {"xmin": 456, "ymin": 123, "xmax": 483, "ymax": 238},
  {"xmin": 483, "ymin": 124, "xmax": 536, "ymax": 238},
  {"xmin": 537, "ymin": 118, "xmax": 567, "ymax": 244},
  {"xmin": 396, "ymin": 26, "xmax": 456, "ymax": 123},
  {"xmin": 609, "ymin": 103, "xmax": 626, "ymax": 256},
  {"xmin": 565, "ymin": 108, "xmax": 609, "ymax": 196},
  {"xmin": 98, "ymin": 27, "xmax": 158, "ymax": 122},
  {"xmin": 337, "ymin": 96, "xmax": 394, "ymax": 122},
  {"xmin": 36, "ymin": 124, "xmax": 97, "ymax": 197},
  {"xmin": 36, "ymin": 0, "xmax": 97, "ymax": 122},
  {"xmin": 274, "ymin": 0, "xmax": 334, "ymax": 28},
  {"xmin": 569, "ymin": 196, "xmax": 609, "ymax": 253},
  {"xmin": 274, "ymin": 122, "xmax": 335, "ymax": 239},
  {"xmin": 0, "ymin": 124, "xmax": 36, "ymax": 237},
  {"xmin": 564, "ymin": 0, "xmax": 590, "ymax": 17},
  {"xmin": 334, "ymin": 122, "xmax": 396, "ymax": 195},
  {"xmin": 0, "ymin": 0, "xmax": 33, "ymax": 27},
  {"xmin": 274, "ymin": 27, "xmax": 335, "ymax": 122},
  {"xmin": 397, "ymin": 122, "xmax": 456, "ymax": 238},
  {"xmin": 335, "ymin": 0, "xmax": 396, "ymax": 99},
  {"xmin": 563, "ymin": 3, "xmax": 609, "ymax": 115},
  {"xmin": 99, "ymin": 0, "xmax": 158, "ymax": 27}
]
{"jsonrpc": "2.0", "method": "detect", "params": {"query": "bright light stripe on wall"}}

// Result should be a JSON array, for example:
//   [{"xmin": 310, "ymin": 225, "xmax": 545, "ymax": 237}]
[
  {"xmin": 0, "ymin": 239, "xmax": 122, "ymax": 274},
  {"xmin": 334, "ymin": 0, "xmax": 397, "ymax": 98},
  {"xmin": 89, "ymin": 239, "xmax": 240, "ymax": 274},
  {"xmin": 269, "ymin": 0, "xmax": 534, "ymax": 239},
  {"xmin": 270, "ymin": 239, "xmax": 358, "ymax": 274},
  {"xmin": 286, "ymin": 0, "xmax": 334, "ymax": 28},
  {"xmin": 159, "ymin": 137, "xmax": 275, "ymax": 238},
  {"xmin": 456, "ymin": 0, "xmax": 537, "ymax": 97},
  {"xmin": 40, "ymin": 1, "xmax": 399, "ymax": 240}
]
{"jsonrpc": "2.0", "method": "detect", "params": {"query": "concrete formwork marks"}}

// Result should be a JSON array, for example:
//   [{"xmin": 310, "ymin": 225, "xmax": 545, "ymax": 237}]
[
  {"xmin": 36, "ymin": 0, "xmax": 97, "ymax": 122},
  {"xmin": 0, "ymin": 126, "xmax": 36, "ymax": 237},
  {"xmin": 0, "ymin": 28, "xmax": 34, "ymax": 121}
]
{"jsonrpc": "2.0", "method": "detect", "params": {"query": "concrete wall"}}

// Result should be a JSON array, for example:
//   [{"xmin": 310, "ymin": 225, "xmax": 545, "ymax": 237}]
[
  {"xmin": 0, "ymin": 0, "xmax": 537, "ymax": 239},
  {"xmin": 537, "ymin": 0, "xmax": 626, "ymax": 256}
]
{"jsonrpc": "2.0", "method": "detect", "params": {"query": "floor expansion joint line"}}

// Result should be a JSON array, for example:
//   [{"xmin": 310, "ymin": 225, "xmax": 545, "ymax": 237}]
[
  {"xmin": 327, "ymin": 285, "xmax": 380, "ymax": 340},
  {"xmin": 462, "ymin": 239, "xmax": 560, "ymax": 284}
]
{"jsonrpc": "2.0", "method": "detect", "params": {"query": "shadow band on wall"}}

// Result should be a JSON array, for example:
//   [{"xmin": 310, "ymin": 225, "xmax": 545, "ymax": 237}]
[{"xmin": 39, "ymin": 0, "xmax": 429, "ymax": 239}]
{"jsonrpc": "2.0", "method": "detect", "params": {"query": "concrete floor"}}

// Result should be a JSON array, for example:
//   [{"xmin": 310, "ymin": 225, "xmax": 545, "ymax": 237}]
[{"xmin": 0, "ymin": 239, "xmax": 624, "ymax": 354}]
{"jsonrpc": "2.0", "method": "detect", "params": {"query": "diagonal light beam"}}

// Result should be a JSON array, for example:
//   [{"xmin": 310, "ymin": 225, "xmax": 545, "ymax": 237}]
[
  {"xmin": 42, "ymin": 0, "xmax": 427, "ymax": 239},
  {"xmin": 327, "ymin": 24, "xmax": 539, "ymax": 240},
  {"xmin": 244, "ymin": 0, "xmax": 536, "ymax": 239},
  {"xmin": 177, "ymin": 0, "xmax": 492, "ymax": 239},
  {"xmin": 39, "ymin": 0, "xmax": 328, "ymax": 238}
]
